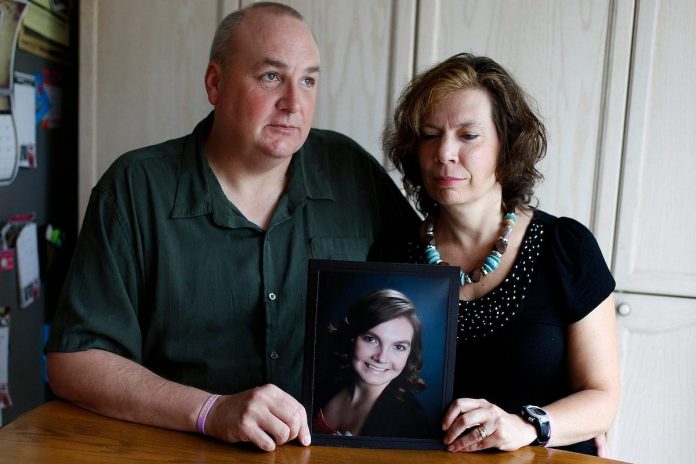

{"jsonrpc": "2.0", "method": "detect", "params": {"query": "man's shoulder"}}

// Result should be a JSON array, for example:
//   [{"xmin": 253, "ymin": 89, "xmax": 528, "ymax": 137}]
[
  {"xmin": 107, "ymin": 135, "xmax": 187, "ymax": 175},
  {"xmin": 306, "ymin": 127, "xmax": 358, "ymax": 144},
  {"xmin": 303, "ymin": 128, "xmax": 381, "ymax": 170},
  {"xmin": 305, "ymin": 128, "xmax": 371, "ymax": 157},
  {"xmin": 96, "ymin": 135, "xmax": 189, "ymax": 191}
]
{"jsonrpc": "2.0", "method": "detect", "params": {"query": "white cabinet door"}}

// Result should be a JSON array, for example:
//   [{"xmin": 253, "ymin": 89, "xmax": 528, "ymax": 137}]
[
  {"xmin": 251, "ymin": 0, "xmax": 416, "ymax": 166},
  {"xmin": 80, "ymin": 0, "xmax": 415, "ymax": 222},
  {"xmin": 414, "ymin": 0, "xmax": 633, "ymax": 260},
  {"xmin": 613, "ymin": 0, "xmax": 696, "ymax": 297},
  {"xmin": 79, "ymin": 0, "xmax": 219, "ymax": 222},
  {"xmin": 610, "ymin": 292, "xmax": 696, "ymax": 463}
]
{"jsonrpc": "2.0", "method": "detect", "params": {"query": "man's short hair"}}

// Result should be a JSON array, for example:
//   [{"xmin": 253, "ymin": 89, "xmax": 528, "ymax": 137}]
[{"xmin": 209, "ymin": 2, "xmax": 305, "ymax": 66}]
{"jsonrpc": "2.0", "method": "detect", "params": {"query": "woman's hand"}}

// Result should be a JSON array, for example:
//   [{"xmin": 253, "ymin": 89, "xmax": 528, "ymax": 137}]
[{"xmin": 442, "ymin": 398, "xmax": 536, "ymax": 452}]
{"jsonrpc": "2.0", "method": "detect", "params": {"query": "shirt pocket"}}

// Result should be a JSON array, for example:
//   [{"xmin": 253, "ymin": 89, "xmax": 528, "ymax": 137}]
[{"xmin": 310, "ymin": 237, "xmax": 372, "ymax": 261}]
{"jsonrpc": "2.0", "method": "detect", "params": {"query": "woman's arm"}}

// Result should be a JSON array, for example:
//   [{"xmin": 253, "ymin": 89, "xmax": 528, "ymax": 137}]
[
  {"xmin": 543, "ymin": 293, "xmax": 620, "ymax": 446},
  {"xmin": 442, "ymin": 294, "xmax": 620, "ymax": 452}
]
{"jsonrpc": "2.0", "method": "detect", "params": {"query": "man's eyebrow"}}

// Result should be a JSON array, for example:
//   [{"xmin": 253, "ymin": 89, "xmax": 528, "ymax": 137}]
[
  {"xmin": 261, "ymin": 58, "xmax": 289, "ymax": 69},
  {"xmin": 259, "ymin": 58, "xmax": 320, "ymax": 74}
]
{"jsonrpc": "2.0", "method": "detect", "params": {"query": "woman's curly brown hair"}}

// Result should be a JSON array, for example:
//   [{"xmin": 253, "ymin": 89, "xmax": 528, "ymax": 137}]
[
  {"xmin": 383, "ymin": 53, "xmax": 547, "ymax": 215},
  {"xmin": 329, "ymin": 289, "xmax": 426, "ymax": 398}
]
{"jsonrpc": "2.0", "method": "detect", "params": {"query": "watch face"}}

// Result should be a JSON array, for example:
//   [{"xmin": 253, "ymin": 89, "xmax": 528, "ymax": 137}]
[{"xmin": 522, "ymin": 405, "xmax": 551, "ymax": 446}]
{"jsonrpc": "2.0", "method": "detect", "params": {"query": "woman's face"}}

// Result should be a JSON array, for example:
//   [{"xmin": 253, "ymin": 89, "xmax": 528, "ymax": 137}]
[
  {"xmin": 417, "ymin": 88, "xmax": 501, "ymax": 208},
  {"xmin": 352, "ymin": 316, "xmax": 414, "ymax": 388}
]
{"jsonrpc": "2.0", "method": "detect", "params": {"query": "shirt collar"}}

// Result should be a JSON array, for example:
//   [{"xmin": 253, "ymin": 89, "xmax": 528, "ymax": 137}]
[
  {"xmin": 286, "ymin": 131, "xmax": 336, "ymax": 205},
  {"xmin": 170, "ymin": 113, "xmax": 213, "ymax": 219},
  {"xmin": 293, "ymin": 129, "xmax": 336, "ymax": 202},
  {"xmin": 170, "ymin": 113, "xmax": 336, "ymax": 227}
]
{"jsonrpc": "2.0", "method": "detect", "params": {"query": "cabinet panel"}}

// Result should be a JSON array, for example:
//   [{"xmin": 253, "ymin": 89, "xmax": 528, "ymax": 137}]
[
  {"xmin": 79, "ymin": 0, "xmax": 219, "ymax": 221},
  {"xmin": 613, "ymin": 0, "xmax": 696, "ymax": 296},
  {"xmin": 94, "ymin": 0, "xmax": 217, "ymax": 173},
  {"xmin": 256, "ymin": 0, "xmax": 415, "ymax": 166},
  {"xmin": 81, "ymin": 0, "xmax": 415, "ymax": 221},
  {"xmin": 610, "ymin": 292, "xmax": 696, "ymax": 463},
  {"xmin": 415, "ymin": 0, "xmax": 632, "ymax": 260}
]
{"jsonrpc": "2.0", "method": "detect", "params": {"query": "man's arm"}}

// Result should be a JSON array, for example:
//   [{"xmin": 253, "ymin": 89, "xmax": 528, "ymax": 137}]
[{"xmin": 47, "ymin": 349, "xmax": 310, "ymax": 451}]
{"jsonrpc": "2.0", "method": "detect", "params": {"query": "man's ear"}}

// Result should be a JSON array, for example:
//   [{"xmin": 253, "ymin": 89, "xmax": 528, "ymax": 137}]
[{"xmin": 204, "ymin": 62, "xmax": 223, "ymax": 105}]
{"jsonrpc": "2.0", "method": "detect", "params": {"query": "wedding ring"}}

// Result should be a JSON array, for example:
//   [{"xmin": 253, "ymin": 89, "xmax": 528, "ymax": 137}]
[{"xmin": 477, "ymin": 425, "xmax": 488, "ymax": 441}]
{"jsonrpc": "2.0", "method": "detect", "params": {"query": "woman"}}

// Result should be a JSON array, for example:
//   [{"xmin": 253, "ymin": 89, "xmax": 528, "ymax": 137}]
[
  {"xmin": 381, "ymin": 53, "xmax": 619, "ymax": 455},
  {"xmin": 313, "ymin": 289, "xmax": 435, "ymax": 438}
]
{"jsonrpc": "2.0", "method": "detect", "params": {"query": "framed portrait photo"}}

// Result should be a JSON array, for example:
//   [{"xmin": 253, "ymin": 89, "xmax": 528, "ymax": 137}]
[{"xmin": 303, "ymin": 259, "xmax": 460, "ymax": 449}]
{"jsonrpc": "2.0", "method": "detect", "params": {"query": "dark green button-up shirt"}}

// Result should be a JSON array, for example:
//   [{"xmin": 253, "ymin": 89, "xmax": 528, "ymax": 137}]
[{"xmin": 46, "ymin": 113, "xmax": 418, "ymax": 398}]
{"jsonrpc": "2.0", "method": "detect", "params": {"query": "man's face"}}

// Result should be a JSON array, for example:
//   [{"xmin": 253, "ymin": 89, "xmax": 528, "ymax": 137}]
[{"xmin": 206, "ymin": 11, "xmax": 320, "ymax": 161}]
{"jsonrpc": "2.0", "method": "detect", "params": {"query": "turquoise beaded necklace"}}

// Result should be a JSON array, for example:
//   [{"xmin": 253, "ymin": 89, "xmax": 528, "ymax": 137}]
[{"xmin": 423, "ymin": 212, "xmax": 518, "ymax": 286}]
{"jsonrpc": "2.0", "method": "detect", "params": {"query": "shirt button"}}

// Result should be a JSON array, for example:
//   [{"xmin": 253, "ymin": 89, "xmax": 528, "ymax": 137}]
[
  {"xmin": 270, "ymin": 351, "xmax": 279, "ymax": 360},
  {"xmin": 268, "ymin": 292, "xmax": 276, "ymax": 301}
]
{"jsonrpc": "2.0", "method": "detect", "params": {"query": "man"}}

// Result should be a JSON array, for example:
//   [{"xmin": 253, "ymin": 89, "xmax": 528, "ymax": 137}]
[{"xmin": 45, "ymin": 2, "xmax": 417, "ymax": 453}]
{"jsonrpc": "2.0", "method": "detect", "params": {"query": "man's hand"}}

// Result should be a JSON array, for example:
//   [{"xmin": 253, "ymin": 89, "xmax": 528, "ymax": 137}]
[{"xmin": 204, "ymin": 384, "xmax": 311, "ymax": 451}]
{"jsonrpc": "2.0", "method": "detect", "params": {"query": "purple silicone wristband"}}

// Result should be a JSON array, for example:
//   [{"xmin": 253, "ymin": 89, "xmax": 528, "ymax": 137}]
[{"xmin": 196, "ymin": 394, "xmax": 221, "ymax": 435}]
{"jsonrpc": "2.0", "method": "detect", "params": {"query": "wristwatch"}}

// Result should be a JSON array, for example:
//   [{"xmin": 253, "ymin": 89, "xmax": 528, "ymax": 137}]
[{"xmin": 520, "ymin": 405, "xmax": 551, "ymax": 446}]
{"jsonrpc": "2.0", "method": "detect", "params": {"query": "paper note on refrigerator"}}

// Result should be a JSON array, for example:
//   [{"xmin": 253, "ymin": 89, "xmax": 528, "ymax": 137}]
[{"xmin": 15, "ymin": 221, "xmax": 40, "ymax": 308}]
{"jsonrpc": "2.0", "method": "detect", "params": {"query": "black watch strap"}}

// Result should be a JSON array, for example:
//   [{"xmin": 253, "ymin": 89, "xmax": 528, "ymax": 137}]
[{"xmin": 520, "ymin": 405, "xmax": 551, "ymax": 446}]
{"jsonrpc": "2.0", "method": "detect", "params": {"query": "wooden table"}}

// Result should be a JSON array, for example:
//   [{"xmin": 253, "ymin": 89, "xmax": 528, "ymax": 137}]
[{"xmin": 0, "ymin": 401, "xmax": 629, "ymax": 463}]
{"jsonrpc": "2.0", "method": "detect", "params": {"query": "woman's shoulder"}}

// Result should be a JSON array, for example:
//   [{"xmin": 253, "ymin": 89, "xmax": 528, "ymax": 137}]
[
  {"xmin": 533, "ymin": 209, "xmax": 595, "ymax": 235},
  {"xmin": 531, "ymin": 209, "xmax": 607, "ymax": 265},
  {"xmin": 373, "ymin": 383, "xmax": 426, "ymax": 413},
  {"xmin": 531, "ymin": 209, "xmax": 615, "ymax": 321},
  {"xmin": 366, "ymin": 386, "xmax": 435, "ymax": 438},
  {"xmin": 395, "ymin": 387, "xmax": 425, "ymax": 406}
]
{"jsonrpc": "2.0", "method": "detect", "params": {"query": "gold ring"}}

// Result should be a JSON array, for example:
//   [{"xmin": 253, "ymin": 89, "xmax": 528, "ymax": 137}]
[{"xmin": 477, "ymin": 425, "xmax": 488, "ymax": 441}]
